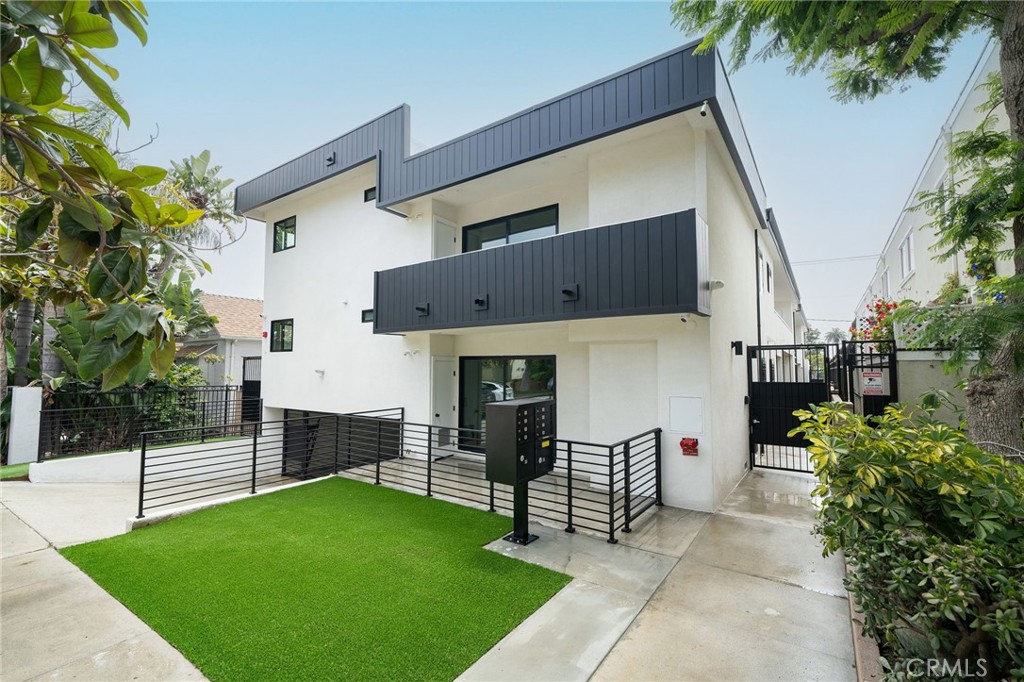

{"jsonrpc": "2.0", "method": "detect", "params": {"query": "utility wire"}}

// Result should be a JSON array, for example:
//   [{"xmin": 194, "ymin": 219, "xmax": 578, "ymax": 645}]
[{"xmin": 791, "ymin": 254, "xmax": 878, "ymax": 266}]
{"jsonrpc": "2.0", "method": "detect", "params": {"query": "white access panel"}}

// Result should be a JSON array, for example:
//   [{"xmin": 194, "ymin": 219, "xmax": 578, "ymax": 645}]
[{"xmin": 668, "ymin": 396, "xmax": 704, "ymax": 434}]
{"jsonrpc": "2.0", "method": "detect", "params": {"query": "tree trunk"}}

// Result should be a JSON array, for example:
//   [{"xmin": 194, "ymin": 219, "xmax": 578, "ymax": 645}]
[
  {"xmin": 965, "ymin": 6, "xmax": 1024, "ymax": 457},
  {"xmin": 11, "ymin": 298, "xmax": 35, "ymax": 387},
  {"xmin": 965, "ymin": 335, "xmax": 1024, "ymax": 457},
  {"xmin": 40, "ymin": 302, "xmax": 65, "ymax": 385}
]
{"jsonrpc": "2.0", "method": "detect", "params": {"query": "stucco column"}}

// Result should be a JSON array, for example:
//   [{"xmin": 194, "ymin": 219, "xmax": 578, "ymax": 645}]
[{"xmin": 7, "ymin": 386, "xmax": 42, "ymax": 465}]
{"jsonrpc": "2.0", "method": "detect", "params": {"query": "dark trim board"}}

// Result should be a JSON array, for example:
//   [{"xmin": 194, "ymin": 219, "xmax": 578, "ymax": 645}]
[
  {"xmin": 373, "ymin": 210, "xmax": 709, "ymax": 334},
  {"xmin": 235, "ymin": 41, "xmax": 717, "ymax": 215}
]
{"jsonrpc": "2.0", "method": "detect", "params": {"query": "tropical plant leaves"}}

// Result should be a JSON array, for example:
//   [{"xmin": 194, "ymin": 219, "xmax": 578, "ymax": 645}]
[
  {"xmin": 14, "ymin": 39, "xmax": 65, "ymax": 105},
  {"xmin": 78, "ymin": 335, "xmax": 134, "ymax": 381},
  {"xmin": 15, "ymin": 199, "xmax": 54, "ymax": 250},
  {"xmin": 65, "ymin": 13, "xmax": 119, "ymax": 49}
]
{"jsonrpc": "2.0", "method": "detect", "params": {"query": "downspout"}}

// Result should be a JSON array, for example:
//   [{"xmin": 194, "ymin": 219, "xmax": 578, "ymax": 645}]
[{"xmin": 754, "ymin": 230, "xmax": 763, "ymax": 347}]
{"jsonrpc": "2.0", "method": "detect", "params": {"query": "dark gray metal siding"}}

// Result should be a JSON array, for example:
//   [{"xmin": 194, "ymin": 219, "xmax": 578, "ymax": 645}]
[
  {"xmin": 373, "ymin": 210, "xmax": 709, "ymax": 334},
  {"xmin": 233, "ymin": 107, "xmax": 408, "ymax": 214},
  {"xmin": 235, "ymin": 42, "xmax": 715, "ymax": 214}
]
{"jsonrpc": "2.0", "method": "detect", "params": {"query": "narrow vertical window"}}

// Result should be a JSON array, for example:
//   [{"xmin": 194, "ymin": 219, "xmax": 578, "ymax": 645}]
[
  {"xmin": 274, "ymin": 216, "xmax": 296, "ymax": 252},
  {"xmin": 270, "ymin": 319, "xmax": 293, "ymax": 352}
]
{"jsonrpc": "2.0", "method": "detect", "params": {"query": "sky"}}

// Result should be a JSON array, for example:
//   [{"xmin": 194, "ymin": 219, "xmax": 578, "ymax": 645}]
[{"xmin": 104, "ymin": 1, "xmax": 990, "ymax": 330}]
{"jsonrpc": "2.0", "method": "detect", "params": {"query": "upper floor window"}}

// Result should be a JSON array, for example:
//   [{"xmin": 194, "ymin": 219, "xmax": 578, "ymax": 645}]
[
  {"xmin": 364, "ymin": 187, "xmax": 376, "ymax": 202},
  {"xmin": 274, "ymin": 216, "xmax": 296, "ymax": 252},
  {"xmin": 270, "ymin": 319, "xmax": 293, "ymax": 352},
  {"xmin": 463, "ymin": 205, "xmax": 557, "ymax": 253},
  {"xmin": 765, "ymin": 262, "xmax": 773, "ymax": 294},
  {"xmin": 899, "ymin": 233, "xmax": 915, "ymax": 279}
]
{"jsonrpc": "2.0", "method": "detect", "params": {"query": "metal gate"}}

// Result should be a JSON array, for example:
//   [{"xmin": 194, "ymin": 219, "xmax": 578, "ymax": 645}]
[
  {"xmin": 839, "ymin": 340, "xmax": 899, "ymax": 418},
  {"xmin": 748, "ymin": 344, "xmax": 835, "ymax": 473},
  {"xmin": 241, "ymin": 357, "xmax": 261, "ymax": 422}
]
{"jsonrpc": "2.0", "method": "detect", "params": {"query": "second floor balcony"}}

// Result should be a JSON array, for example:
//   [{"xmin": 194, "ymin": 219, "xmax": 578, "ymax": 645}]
[{"xmin": 373, "ymin": 209, "xmax": 710, "ymax": 334}]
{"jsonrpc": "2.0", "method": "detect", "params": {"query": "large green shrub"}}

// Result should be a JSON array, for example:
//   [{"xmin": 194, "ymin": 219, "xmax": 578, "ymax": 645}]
[{"xmin": 791, "ymin": 403, "xmax": 1024, "ymax": 680}]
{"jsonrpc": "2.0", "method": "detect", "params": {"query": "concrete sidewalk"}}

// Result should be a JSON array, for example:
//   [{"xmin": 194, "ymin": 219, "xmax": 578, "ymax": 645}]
[
  {"xmin": 1, "ymin": 483, "xmax": 205, "ymax": 682},
  {"xmin": 463, "ymin": 469, "xmax": 855, "ymax": 681},
  {"xmin": 594, "ymin": 470, "xmax": 856, "ymax": 681}
]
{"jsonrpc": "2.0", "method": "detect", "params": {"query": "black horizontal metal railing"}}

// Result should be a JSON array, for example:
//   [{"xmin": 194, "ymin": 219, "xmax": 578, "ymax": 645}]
[
  {"xmin": 136, "ymin": 409, "xmax": 662, "ymax": 543},
  {"xmin": 39, "ymin": 386, "xmax": 262, "ymax": 461}
]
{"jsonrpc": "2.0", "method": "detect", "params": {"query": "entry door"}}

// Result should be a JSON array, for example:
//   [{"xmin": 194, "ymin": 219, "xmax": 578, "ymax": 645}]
[
  {"xmin": 432, "ymin": 217, "xmax": 457, "ymax": 259},
  {"xmin": 432, "ymin": 356, "xmax": 456, "ymax": 447}
]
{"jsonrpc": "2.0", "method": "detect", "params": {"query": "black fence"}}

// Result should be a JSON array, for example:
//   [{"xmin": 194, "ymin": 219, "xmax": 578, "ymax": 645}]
[
  {"xmin": 839, "ymin": 339, "xmax": 899, "ymax": 418},
  {"xmin": 135, "ymin": 409, "xmax": 661, "ymax": 543},
  {"xmin": 39, "ymin": 386, "xmax": 261, "ymax": 461},
  {"xmin": 748, "ymin": 344, "xmax": 835, "ymax": 473}
]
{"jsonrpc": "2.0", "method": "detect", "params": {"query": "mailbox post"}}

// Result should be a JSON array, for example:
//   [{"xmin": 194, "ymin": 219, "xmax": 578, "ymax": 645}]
[{"xmin": 484, "ymin": 398, "xmax": 556, "ymax": 545}]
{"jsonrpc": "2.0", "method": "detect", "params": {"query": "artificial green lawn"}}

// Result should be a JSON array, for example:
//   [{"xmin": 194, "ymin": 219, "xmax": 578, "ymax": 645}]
[
  {"xmin": 0, "ymin": 462, "xmax": 30, "ymax": 479},
  {"xmin": 60, "ymin": 477, "xmax": 571, "ymax": 682}
]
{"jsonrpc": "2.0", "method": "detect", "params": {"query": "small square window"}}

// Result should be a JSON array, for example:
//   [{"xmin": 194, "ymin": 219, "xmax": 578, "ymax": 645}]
[
  {"xmin": 364, "ymin": 187, "xmax": 377, "ymax": 203},
  {"xmin": 273, "ymin": 216, "xmax": 296, "ymax": 252},
  {"xmin": 270, "ymin": 319, "xmax": 293, "ymax": 352},
  {"xmin": 361, "ymin": 309, "xmax": 375, "ymax": 323}
]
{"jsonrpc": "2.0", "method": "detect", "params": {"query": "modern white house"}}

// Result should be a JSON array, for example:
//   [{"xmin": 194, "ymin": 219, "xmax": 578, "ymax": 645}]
[
  {"xmin": 235, "ymin": 41, "xmax": 807, "ymax": 513},
  {"xmin": 855, "ymin": 41, "xmax": 1011, "ymax": 322},
  {"xmin": 178, "ymin": 294, "xmax": 263, "ymax": 386}
]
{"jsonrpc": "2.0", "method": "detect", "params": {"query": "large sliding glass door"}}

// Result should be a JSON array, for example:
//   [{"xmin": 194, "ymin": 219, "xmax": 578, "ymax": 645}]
[{"xmin": 458, "ymin": 355, "xmax": 555, "ymax": 449}]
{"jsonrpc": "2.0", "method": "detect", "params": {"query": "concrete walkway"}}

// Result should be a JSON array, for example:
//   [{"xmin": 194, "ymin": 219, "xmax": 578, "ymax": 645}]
[
  {"xmin": 464, "ymin": 469, "xmax": 856, "ymax": 681},
  {"xmin": 1, "ymin": 482, "xmax": 204, "ymax": 682}
]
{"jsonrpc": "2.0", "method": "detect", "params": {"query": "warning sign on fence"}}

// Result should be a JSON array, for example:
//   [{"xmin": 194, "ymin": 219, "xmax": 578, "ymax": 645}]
[{"xmin": 862, "ymin": 370, "xmax": 885, "ymax": 396}]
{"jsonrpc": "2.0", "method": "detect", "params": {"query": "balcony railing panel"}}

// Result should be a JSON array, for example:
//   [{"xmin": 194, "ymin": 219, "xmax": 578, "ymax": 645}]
[{"xmin": 374, "ymin": 209, "xmax": 709, "ymax": 334}]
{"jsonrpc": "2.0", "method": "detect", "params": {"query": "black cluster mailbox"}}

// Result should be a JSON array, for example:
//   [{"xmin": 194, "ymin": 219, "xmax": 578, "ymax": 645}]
[
  {"xmin": 484, "ymin": 398, "xmax": 556, "ymax": 485},
  {"xmin": 485, "ymin": 398, "xmax": 556, "ymax": 545}
]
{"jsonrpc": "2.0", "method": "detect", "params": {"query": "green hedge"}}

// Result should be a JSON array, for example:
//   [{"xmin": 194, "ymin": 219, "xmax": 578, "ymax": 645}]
[{"xmin": 792, "ymin": 402, "xmax": 1024, "ymax": 680}]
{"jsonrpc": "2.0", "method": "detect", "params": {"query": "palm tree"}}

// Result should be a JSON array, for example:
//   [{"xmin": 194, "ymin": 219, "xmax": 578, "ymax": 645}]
[{"xmin": 825, "ymin": 328, "xmax": 848, "ymax": 344}]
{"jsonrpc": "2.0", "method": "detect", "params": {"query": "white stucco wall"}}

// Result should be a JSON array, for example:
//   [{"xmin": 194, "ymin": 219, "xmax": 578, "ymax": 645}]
[
  {"xmin": 29, "ymin": 433, "xmax": 284, "ymax": 484},
  {"xmin": 260, "ymin": 164, "xmax": 431, "ymax": 422},
  {"xmin": 705, "ymin": 139, "xmax": 761, "ymax": 507},
  {"xmin": 587, "ymin": 123, "xmax": 696, "ymax": 225}
]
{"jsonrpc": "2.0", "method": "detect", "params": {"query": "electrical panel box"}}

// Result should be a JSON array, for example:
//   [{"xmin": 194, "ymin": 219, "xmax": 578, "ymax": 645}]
[{"xmin": 484, "ymin": 398, "xmax": 556, "ymax": 486}]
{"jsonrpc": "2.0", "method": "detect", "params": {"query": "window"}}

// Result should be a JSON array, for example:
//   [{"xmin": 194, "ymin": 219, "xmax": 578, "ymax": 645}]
[
  {"xmin": 273, "ymin": 216, "xmax": 296, "ymax": 252},
  {"xmin": 361, "ymin": 309, "xmax": 374, "ymax": 323},
  {"xmin": 765, "ymin": 262, "xmax": 773, "ymax": 293},
  {"xmin": 463, "ymin": 205, "xmax": 557, "ymax": 253},
  {"xmin": 364, "ymin": 187, "xmax": 376, "ymax": 202},
  {"xmin": 270, "ymin": 319, "xmax": 293, "ymax": 352},
  {"xmin": 458, "ymin": 355, "xmax": 555, "ymax": 449},
  {"xmin": 881, "ymin": 269, "xmax": 890, "ymax": 299},
  {"xmin": 899, "ymin": 233, "xmax": 915, "ymax": 279}
]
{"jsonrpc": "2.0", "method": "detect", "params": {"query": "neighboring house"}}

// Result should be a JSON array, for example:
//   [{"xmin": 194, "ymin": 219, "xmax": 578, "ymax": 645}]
[
  {"xmin": 234, "ymin": 41, "xmax": 806, "ymax": 512},
  {"xmin": 852, "ymin": 42, "xmax": 1008, "ymax": 423},
  {"xmin": 178, "ymin": 294, "xmax": 264, "ymax": 385},
  {"xmin": 855, "ymin": 42, "xmax": 1010, "ymax": 323}
]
